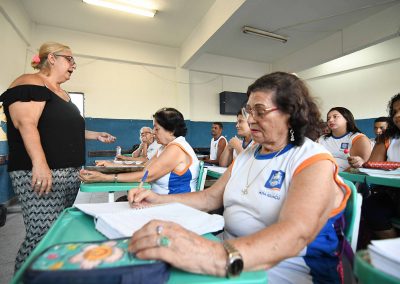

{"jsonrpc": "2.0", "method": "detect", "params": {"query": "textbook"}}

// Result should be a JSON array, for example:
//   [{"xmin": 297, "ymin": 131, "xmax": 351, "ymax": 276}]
[
  {"xmin": 74, "ymin": 202, "xmax": 224, "ymax": 239},
  {"xmin": 368, "ymin": 237, "xmax": 400, "ymax": 279}
]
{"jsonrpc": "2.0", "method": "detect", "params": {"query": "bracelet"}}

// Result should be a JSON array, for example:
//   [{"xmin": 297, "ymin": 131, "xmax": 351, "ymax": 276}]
[{"xmin": 114, "ymin": 174, "xmax": 118, "ymax": 183}]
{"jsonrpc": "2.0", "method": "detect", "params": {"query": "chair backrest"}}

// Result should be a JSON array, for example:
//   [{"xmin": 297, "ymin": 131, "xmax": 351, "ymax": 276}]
[
  {"xmin": 196, "ymin": 161, "xmax": 207, "ymax": 191},
  {"xmin": 343, "ymin": 179, "xmax": 363, "ymax": 252}
]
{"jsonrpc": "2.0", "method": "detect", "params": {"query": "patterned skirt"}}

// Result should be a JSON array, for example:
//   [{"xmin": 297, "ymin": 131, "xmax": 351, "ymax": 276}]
[{"xmin": 9, "ymin": 167, "xmax": 81, "ymax": 271}]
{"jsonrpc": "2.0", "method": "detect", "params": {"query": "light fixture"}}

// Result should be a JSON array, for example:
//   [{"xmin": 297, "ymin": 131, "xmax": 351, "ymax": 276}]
[
  {"xmin": 242, "ymin": 26, "xmax": 288, "ymax": 43},
  {"xmin": 83, "ymin": 0, "xmax": 157, "ymax": 17}
]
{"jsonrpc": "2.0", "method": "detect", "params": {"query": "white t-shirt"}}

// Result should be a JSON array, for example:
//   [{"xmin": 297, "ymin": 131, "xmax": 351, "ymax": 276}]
[
  {"xmin": 387, "ymin": 137, "xmax": 400, "ymax": 162},
  {"xmin": 146, "ymin": 140, "xmax": 162, "ymax": 159},
  {"xmin": 317, "ymin": 132, "xmax": 366, "ymax": 171},
  {"xmin": 223, "ymin": 139, "xmax": 349, "ymax": 284}
]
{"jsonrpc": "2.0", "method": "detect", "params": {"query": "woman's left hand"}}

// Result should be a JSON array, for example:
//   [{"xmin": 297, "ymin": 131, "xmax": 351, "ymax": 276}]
[
  {"xmin": 79, "ymin": 169, "xmax": 109, "ymax": 183},
  {"xmin": 128, "ymin": 220, "xmax": 226, "ymax": 276},
  {"xmin": 97, "ymin": 132, "xmax": 116, "ymax": 143}
]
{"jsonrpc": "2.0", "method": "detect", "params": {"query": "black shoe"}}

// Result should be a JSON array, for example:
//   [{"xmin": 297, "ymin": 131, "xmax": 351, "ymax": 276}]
[{"xmin": 0, "ymin": 205, "xmax": 7, "ymax": 227}]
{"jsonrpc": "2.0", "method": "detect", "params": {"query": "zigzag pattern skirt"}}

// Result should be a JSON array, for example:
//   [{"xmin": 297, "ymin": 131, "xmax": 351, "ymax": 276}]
[{"xmin": 9, "ymin": 167, "xmax": 81, "ymax": 271}]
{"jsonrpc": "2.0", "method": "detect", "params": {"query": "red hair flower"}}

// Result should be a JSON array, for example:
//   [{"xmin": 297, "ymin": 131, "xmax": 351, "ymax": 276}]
[{"xmin": 32, "ymin": 55, "xmax": 41, "ymax": 64}]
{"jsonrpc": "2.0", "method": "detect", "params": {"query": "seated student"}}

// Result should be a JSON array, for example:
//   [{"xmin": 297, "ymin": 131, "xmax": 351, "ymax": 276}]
[
  {"xmin": 127, "ymin": 72, "xmax": 350, "ymax": 284},
  {"xmin": 318, "ymin": 107, "xmax": 371, "ymax": 171},
  {"xmin": 358, "ymin": 94, "xmax": 400, "ymax": 240},
  {"xmin": 370, "ymin": 116, "xmax": 390, "ymax": 147},
  {"xmin": 348, "ymin": 116, "xmax": 391, "ymax": 168},
  {"xmin": 219, "ymin": 110, "xmax": 254, "ymax": 167},
  {"xmin": 202, "ymin": 122, "xmax": 227, "ymax": 165},
  {"xmin": 117, "ymin": 127, "xmax": 161, "ymax": 162},
  {"xmin": 80, "ymin": 108, "xmax": 199, "ymax": 195}
]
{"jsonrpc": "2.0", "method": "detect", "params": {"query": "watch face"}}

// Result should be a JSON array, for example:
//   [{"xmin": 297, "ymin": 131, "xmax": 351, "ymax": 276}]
[{"xmin": 228, "ymin": 257, "xmax": 244, "ymax": 276}]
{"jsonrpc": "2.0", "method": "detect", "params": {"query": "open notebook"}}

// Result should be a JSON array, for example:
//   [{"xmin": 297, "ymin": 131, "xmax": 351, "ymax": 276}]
[{"xmin": 74, "ymin": 202, "xmax": 224, "ymax": 239}]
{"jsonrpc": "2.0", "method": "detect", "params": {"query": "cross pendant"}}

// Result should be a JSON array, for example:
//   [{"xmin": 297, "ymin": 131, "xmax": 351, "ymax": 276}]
[{"xmin": 242, "ymin": 186, "xmax": 248, "ymax": 195}]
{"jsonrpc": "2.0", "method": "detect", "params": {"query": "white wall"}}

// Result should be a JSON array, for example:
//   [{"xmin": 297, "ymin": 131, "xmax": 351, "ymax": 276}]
[
  {"xmin": 299, "ymin": 37, "xmax": 400, "ymax": 119},
  {"xmin": 189, "ymin": 71, "xmax": 254, "ymax": 122},
  {"xmin": 274, "ymin": 3, "xmax": 400, "ymax": 73},
  {"xmin": 0, "ymin": 2, "xmax": 28, "ymax": 91}
]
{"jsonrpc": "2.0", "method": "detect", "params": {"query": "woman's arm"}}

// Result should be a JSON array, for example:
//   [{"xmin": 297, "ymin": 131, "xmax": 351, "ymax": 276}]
[
  {"xmin": 8, "ymin": 101, "xmax": 52, "ymax": 195},
  {"xmin": 85, "ymin": 130, "xmax": 116, "ymax": 143},
  {"xmin": 368, "ymin": 141, "xmax": 387, "ymax": 162},
  {"xmin": 349, "ymin": 135, "xmax": 372, "ymax": 162},
  {"xmin": 129, "ymin": 160, "xmax": 343, "ymax": 275},
  {"xmin": 128, "ymin": 166, "xmax": 230, "ymax": 212},
  {"xmin": 217, "ymin": 145, "xmax": 232, "ymax": 167},
  {"xmin": 219, "ymin": 137, "xmax": 242, "ymax": 167}
]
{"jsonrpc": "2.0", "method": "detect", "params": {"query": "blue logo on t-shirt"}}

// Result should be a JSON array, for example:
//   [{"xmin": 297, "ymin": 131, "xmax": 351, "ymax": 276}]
[
  {"xmin": 340, "ymin": 143, "xmax": 349, "ymax": 150},
  {"xmin": 265, "ymin": 170, "xmax": 285, "ymax": 190}
]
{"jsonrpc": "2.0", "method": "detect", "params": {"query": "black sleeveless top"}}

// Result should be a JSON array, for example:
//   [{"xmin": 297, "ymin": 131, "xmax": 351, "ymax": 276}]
[{"xmin": 0, "ymin": 85, "xmax": 85, "ymax": 171}]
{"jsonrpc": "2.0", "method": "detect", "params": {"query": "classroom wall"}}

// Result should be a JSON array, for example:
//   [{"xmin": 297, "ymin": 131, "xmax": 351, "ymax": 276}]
[{"xmin": 298, "ymin": 37, "xmax": 400, "ymax": 119}]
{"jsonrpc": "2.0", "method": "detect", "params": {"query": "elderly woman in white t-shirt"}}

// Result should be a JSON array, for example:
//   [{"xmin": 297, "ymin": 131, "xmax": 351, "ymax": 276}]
[{"xmin": 127, "ymin": 72, "xmax": 350, "ymax": 284}]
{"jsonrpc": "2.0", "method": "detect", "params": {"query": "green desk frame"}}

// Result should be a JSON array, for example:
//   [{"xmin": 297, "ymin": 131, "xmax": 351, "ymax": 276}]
[
  {"xmin": 354, "ymin": 250, "xmax": 400, "ymax": 284},
  {"xmin": 80, "ymin": 182, "xmax": 151, "ymax": 202},
  {"xmin": 207, "ymin": 170, "xmax": 223, "ymax": 179},
  {"xmin": 12, "ymin": 208, "xmax": 267, "ymax": 284},
  {"xmin": 339, "ymin": 172, "xmax": 400, "ymax": 188}
]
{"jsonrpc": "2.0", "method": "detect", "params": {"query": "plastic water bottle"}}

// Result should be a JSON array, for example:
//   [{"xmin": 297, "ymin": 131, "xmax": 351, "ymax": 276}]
[{"xmin": 116, "ymin": 146, "xmax": 121, "ymax": 157}]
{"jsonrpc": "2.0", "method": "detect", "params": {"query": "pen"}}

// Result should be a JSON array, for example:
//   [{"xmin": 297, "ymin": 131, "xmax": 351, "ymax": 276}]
[{"xmin": 139, "ymin": 170, "xmax": 149, "ymax": 189}]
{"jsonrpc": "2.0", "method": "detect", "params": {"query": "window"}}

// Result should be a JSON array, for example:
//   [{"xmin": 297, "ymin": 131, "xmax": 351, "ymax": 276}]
[{"xmin": 69, "ymin": 92, "xmax": 84, "ymax": 117}]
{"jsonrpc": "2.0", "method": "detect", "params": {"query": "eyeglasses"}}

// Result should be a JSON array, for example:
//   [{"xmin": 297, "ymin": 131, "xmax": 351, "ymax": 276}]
[
  {"xmin": 54, "ymin": 54, "xmax": 76, "ymax": 66},
  {"xmin": 242, "ymin": 105, "xmax": 278, "ymax": 119}
]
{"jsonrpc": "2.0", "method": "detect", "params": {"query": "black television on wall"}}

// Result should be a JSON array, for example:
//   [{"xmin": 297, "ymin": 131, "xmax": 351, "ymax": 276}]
[{"xmin": 219, "ymin": 91, "xmax": 248, "ymax": 115}]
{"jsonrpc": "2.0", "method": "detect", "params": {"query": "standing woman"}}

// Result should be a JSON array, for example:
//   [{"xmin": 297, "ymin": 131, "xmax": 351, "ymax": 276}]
[
  {"xmin": 0, "ymin": 42, "xmax": 115, "ymax": 271},
  {"xmin": 318, "ymin": 107, "xmax": 371, "ymax": 171},
  {"xmin": 219, "ymin": 110, "xmax": 254, "ymax": 167}
]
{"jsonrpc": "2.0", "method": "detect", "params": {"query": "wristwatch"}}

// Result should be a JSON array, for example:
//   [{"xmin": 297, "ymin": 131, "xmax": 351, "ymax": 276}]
[{"xmin": 222, "ymin": 241, "xmax": 244, "ymax": 277}]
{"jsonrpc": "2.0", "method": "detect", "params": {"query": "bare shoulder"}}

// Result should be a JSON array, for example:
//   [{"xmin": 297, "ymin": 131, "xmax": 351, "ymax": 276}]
[{"xmin": 9, "ymin": 73, "xmax": 43, "ymax": 88}]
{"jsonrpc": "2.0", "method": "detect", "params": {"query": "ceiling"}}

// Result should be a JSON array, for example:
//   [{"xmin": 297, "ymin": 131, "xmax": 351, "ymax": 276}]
[{"xmin": 20, "ymin": 0, "xmax": 400, "ymax": 64}]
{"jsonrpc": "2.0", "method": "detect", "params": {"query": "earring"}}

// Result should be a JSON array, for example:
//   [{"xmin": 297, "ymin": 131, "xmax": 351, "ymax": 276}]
[{"xmin": 290, "ymin": 129, "xmax": 295, "ymax": 142}]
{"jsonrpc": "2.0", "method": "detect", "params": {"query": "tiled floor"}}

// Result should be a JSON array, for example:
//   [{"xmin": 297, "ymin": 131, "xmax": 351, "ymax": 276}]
[{"xmin": 0, "ymin": 190, "xmax": 126, "ymax": 284}]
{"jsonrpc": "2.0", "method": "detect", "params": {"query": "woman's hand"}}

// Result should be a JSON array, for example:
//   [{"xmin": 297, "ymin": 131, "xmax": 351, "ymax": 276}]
[
  {"xmin": 94, "ymin": 161, "xmax": 115, "ymax": 167},
  {"xmin": 228, "ymin": 137, "xmax": 242, "ymax": 151},
  {"xmin": 128, "ymin": 220, "xmax": 226, "ymax": 276},
  {"xmin": 127, "ymin": 187, "xmax": 161, "ymax": 207},
  {"xmin": 32, "ymin": 162, "xmax": 52, "ymax": 196},
  {"xmin": 347, "ymin": 155, "xmax": 365, "ymax": 168},
  {"xmin": 116, "ymin": 154, "xmax": 129, "ymax": 161},
  {"xmin": 79, "ymin": 169, "xmax": 109, "ymax": 183},
  {"xmin": 97, "ymin": 132, "xmax": 116, "ymax": 143}
]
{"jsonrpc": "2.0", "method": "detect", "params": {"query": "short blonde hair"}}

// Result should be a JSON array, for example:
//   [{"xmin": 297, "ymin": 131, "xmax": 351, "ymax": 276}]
[{"xmin": 31, "ymin": 42, "xmax": 71, "ymax": 71}]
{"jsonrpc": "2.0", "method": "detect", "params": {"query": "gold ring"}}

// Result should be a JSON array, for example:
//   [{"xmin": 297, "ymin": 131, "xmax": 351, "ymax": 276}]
[{"xmin": 36, "ymin": 181, "xmax": 41, "ymax": 185}]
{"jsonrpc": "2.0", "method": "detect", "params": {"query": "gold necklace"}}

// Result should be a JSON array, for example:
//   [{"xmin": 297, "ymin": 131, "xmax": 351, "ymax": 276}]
[{"xmin": 242, "ymin": 146, "xmax": 286, "ymax": 195}]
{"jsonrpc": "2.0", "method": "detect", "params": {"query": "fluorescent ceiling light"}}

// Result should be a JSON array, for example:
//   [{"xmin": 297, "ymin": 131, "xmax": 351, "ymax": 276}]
[
  {"xmin": 242, "ymin": 26, "xmax": 288, "ymax": 43},
  {"xmin": 83, "ymin": 0, "xmax": 157, "ymax": 17}
]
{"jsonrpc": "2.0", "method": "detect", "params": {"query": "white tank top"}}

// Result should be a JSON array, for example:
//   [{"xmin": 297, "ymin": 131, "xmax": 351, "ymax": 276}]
[{"xmin": 210, "ymin": 135, "xmax": 227, "ymax": 160}]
